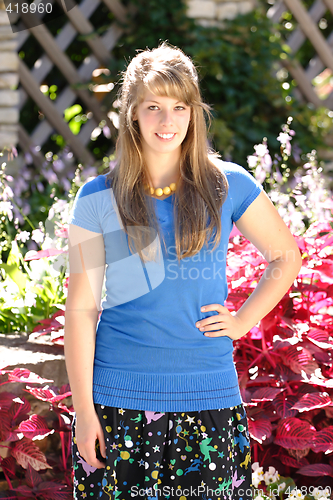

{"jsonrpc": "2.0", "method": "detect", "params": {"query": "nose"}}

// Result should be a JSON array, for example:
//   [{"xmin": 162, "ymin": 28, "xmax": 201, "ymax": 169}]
[{"xmin": 160, "ymin": 109, "xmax": 173, "ymax": 126}]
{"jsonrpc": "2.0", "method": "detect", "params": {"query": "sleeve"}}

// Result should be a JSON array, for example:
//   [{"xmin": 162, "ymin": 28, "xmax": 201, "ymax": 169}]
[
  {"xmin": 68, "ymin": 178, "xmax": 103, "ymax": 233},
  {"xmin": 224, "ymin": 162, "xmax": 263, "ymax": 223}
]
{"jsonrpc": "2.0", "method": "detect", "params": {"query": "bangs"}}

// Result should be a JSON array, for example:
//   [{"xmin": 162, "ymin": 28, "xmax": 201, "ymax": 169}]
[{"xmin": 140, "ymin": 70, "xmax": 198, "ymax": 106}]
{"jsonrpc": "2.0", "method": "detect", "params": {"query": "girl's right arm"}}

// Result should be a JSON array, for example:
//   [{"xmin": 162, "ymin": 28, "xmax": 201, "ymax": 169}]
[{"xmin": 64, "ymin": 224, "xmax": 106, "ymax": 468}]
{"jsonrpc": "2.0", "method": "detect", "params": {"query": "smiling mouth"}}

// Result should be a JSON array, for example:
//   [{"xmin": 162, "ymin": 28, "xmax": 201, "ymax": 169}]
[{"xmin": 156, "ymin": 133, "xmax": 176, "ymax": 140}]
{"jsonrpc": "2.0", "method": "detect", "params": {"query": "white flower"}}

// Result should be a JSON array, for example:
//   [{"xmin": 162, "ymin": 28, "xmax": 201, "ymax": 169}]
[
  {"xmin": 0, "ymin": 201, "xmax": 13, "ymax": 220},
  {"xmin": 16, "ymin": 231, "xmax": 30, "ymax": 243},
  {"xmin": 247, "ymin": 154, "xmax": 259, "ymax": 168},
  {"xmin": 31, "ymin": 229, "xmax": 44, "ymax": 244},
  {"xmin": 286, "ymin": 489, "xmax": 305, "ymax": 499},
  {"xmin": 277, "ymin": 132, "xmax": 291, "ymax": 144},
  {"xmin": 263, "ymin": 466, "xmax": 279, "ymax": 485},
  {"xmin": 254, "ymin": 143, "xmax": 269, "ymax": 157},
  {"xmin": 312, "ymin": 487, "xmax": 331, "ymax": 499},
  {"xmin": 252, "ymin": 462, "xmax": 264, "ymax": 487},
  {"xmin": 3, "ymin": 185, "xmax": 14, "ymax": 199},
  {"xmin": 24, "ymin": 290, "xmax": 36, "ymax": 308},
  {"xmin": 278, "ymin": 482, "xmax": 286, "ymax": 493}
]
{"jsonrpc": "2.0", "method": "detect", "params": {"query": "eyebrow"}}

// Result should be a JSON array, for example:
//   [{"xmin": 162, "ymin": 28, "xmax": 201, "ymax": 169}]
[{"xmin": 144, "ymin": 99, "xmax": 184, "ymax": 104}]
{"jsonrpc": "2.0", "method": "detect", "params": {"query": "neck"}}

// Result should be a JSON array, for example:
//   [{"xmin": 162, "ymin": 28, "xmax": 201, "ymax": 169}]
[{"xmin": 143, "ymin": 149, "xmax": 181, "ymax": 187}]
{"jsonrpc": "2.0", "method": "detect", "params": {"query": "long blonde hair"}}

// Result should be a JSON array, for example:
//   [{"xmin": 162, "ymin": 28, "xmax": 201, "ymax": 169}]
[{"xmin": 107, "ymin": 42, "xmax": 228, "ymax": 262}]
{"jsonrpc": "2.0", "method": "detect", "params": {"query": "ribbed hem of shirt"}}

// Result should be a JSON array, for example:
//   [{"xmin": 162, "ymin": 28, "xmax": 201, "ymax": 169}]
[{"xmin": 93, "ymin": 367, "xmax": 242, "ymax": 412}]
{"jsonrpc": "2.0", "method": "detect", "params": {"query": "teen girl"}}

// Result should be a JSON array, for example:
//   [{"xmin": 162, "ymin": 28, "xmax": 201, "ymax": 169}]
[{"xmin": 65, "ymin": 43, "xmax": 302, "ymax": 500}]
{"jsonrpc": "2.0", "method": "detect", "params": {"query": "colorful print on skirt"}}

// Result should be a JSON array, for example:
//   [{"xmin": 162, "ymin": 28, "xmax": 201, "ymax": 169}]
[{"xmin": 72, "ymin": 404, "xmax": 253, "ymax": 500}]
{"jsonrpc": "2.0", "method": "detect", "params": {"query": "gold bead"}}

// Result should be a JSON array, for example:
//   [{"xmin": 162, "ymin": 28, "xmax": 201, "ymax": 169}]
[
  {"xmin": 170, "ymin": 183, "xmax": 177, "ymax": 192},
  {"xmin": 163, "ymin": 186, "xmax": 171, "ymax": 195},
  {"xmin": 155, "ymin": 188, "xmax": 164, "ymax": 197},
  {"xmin": 149, "ymin": 187, "xmax": 155, "ymax": 195}
]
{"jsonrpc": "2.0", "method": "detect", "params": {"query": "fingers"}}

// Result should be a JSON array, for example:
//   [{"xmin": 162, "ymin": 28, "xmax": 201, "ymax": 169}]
[
  {"xmin": 78, "ymin": 445, "xmax": 106, "ymax": 469},
  {"xmin": 196, "ymin": 304, "xmax": 230, "ymax": 330},
  {"xmin": 201, "ymin": 303, "xmax": 227, "ymax": 313},
  {"xmin": 196, "ymin": 303, "xmax": 235, "ymax": 338},
  {"xmin": 97, "ymin": 426, "xmax": 106, "ymax": 459},
  {"xmin": 75, "ymin": 415, "xmax": 106, "ymax": 469}
]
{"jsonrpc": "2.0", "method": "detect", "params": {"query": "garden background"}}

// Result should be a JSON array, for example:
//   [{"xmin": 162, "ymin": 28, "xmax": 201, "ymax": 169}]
[{"xmin": 0, "ymin": 0, "xmax": 333, "ymax": 498}]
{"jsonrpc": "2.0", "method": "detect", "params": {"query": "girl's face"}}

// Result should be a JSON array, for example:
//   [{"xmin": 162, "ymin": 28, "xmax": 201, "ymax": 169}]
[{"xmin": 134, "ymin": 90, "xmax": 191, "ymax": 160}]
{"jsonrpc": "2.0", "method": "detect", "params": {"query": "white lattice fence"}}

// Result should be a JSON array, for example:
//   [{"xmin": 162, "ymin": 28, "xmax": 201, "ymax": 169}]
[
  {"xmin": 268, "ymin": 0, "xmax": 333, "ymax": 110},
  {"xmin": 16, "ymin": 0, "xmax": 129, "ymax": 167}
]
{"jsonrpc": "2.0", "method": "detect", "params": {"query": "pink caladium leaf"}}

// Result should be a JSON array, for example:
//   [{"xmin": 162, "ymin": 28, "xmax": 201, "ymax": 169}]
[
  {"xmin": 296, "ymin": 463, "xmax": 333, "ymax": 477},
  {"xmin": 12, "ymin": 438, "xmax": 52, "ymax": 470},
  {"xmin": 34, "ymin": 482, "xmax": 72, "ymax": 500},
  {"xmin": 312, "ymin": 258, "xmax": 333, "ymax": 283},
  {"xmin": 274, "ymin": 363, "xmax": 302, "ymax": 384},
  {"xmin": 291, "ymin": 392, "xmax": 332, "ymax": 412},
  {"xmin": 25, "ymin": 463, "xmax": 43, "ymax": 488},
  {"xmin": 31, "ymin": 310, "xmax": 65, "ymax": 336},
  {"xmin": 283, "ymin": 344, "xmax": 319, "ymax": 375},
  {"xmin": 0, "ymin": 391, "xmax": 18, "ymax": 410},
  {"xmin": 0, "ymin": 456, "xmax": 17, "ymax": 479},
  {"xmin": 273, "ymin": 393, "xmax": 298, "ymax": 419},
  {"xmin": 24, "ymin": 248, "xmax": 65, "ymax": 260},
  {"xmin": 309, "ymin": 297, "xmax": 333, "ymax": 314},
  {"xmin": 278, "ymin": 453, "xmax": 309, "ymax": 468},
  {"xmin": 248, "ymin": 418, "xmax": 272, "ymax": 444},
  {"xmin": 0, "ymin": 411, "xmax": 13, "ymax": 442},
  {"xmin": 14, "ymin": 466, "xmax": 71, "ymax": 499},
  {"xmin": 25, "ymin": 386, "xmax": 71, "ymax": 404},
  {"xmin": 306, "ymin": 328, "xmax": 333, "ymax": 350},
  {"xmin": 251, "ymin": 387, "xmax": 284, "ymax": 402},
  {"xmin": 4, "ymin": 368, "xmax": 53, "ymax": 385},
  {"xmin": 311, "ymin": 426, "xmax": 333, "ymax": 454},
  {"xmin": 18, "ymin": 414, "xmax": 54, "ymax": 440},
  {"xmin": 275, "ymin": 417, "xmax": 316, "ymax": 450}
]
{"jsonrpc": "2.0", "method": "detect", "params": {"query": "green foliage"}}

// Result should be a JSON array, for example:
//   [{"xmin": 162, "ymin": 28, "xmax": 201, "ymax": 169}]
[
  {"xmin": 106, "ymin": 1, "xmax": 325, "ymax": 168},
  {"xmin": 63, "ymin": 104, "xmax": 88, "ymax": 135}
]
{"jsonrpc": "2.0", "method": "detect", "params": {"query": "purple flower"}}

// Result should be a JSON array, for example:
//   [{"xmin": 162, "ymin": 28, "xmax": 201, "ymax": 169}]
[
  {"xmin": 43, "ymin": 169, "xmax": 58, "ymax": 184},
  {"xmin": 255, "ymin": 164, "xmax": 267, "ymax": 184},
  {"xmin": 103, "ymin": 125, "xmax": 111, "ymax": 138},
  {"xmin": 25, "ymin": 152, "xmax": 33, "ymax": 164},
  {"xmin": 261, "ymin": 153, "xmax": 272, "ymax": 172},
  {"xmin": 53, "ymin": 159, "xmax": 65, "ymax": 172},
  {"xmin": 61, "ymin": 178, "xmax": 71, "ymax": 191}
]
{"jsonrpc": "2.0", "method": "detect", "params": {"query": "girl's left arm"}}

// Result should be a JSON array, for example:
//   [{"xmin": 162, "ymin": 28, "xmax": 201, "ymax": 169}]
[{"xmin": 196, "ymin": 190, "xmax": 303, "ymax": 339}]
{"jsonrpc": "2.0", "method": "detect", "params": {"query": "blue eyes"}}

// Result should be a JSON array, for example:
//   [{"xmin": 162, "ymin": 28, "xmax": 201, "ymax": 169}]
[{"xmin": 148, "ymin": 105, "xmax": 186, "ymax": 111}]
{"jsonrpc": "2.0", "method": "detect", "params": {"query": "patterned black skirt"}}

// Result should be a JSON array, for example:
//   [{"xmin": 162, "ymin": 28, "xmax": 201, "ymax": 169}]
[{"xmin": 72, "ymin": 403, "xmax": 253, "ymax": 500}]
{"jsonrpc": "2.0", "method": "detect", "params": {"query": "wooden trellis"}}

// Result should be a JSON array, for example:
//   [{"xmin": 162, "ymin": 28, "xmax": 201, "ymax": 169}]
[
  {"xmin": 16, "ymin": 0, "xmax": 130, "ymax": 167},
  {"xmin": 268, "ymin": 0, "xmax": 333, "ymax": 110},
  {"xmin": 16, "ymin": 0, "xmax": 333, "ymax": 168}
]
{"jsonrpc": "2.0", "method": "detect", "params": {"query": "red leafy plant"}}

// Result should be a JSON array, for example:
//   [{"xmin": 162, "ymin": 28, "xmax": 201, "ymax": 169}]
[
  {"xmin": 227, "ymin": 219, "xmax": 333, "ymax": 490},
  {"xmin": 0, "ymin": 367, "xmax": 73, "ymax": 499}
]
